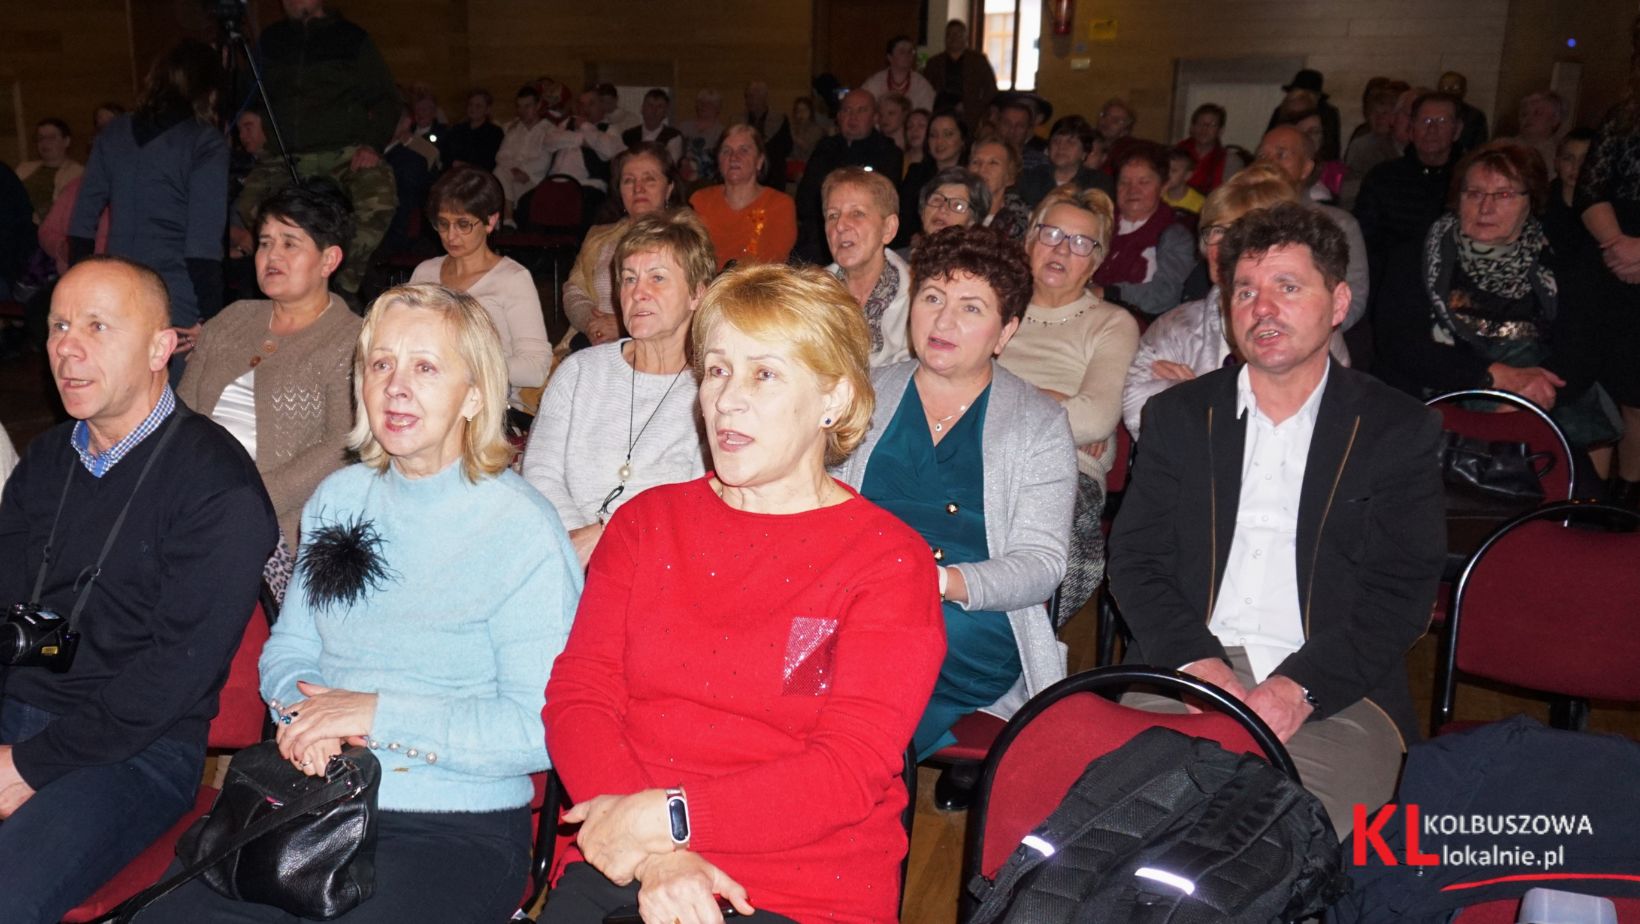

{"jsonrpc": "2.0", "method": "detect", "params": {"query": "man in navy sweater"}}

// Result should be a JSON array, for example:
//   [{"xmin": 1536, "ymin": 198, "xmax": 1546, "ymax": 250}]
[{"xmin": 0, "ymin": 257, "xmax": 276, "ymax": 922}]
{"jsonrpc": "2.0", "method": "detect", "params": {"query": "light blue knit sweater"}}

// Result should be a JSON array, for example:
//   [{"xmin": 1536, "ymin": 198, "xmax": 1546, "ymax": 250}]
[{"xmin": 260, "ymin": 461, "xmax": 581, "ymax": 812}]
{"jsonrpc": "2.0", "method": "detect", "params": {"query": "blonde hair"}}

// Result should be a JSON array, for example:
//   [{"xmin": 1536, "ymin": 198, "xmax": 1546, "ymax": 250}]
[
  {"xmin": 822, "ymin": 166, "xmax": 899, "ymax": 219},
  {"xmin": 350, "ymin": 283, "xmax": 512, "ymax": 482},
  {"xmin": 1028, "ymin": 184, "xmax": 1117, "ymax": 251},
  {"xmin": 1199, "ymin": 163, "xmax": 1301, "ymax": 233},
  {"xmin": 613, "ymin": 208, "xmax": 718, "ymax": 297},
  {"xmin": 691, "ymin": 264, "xmax": 874, "ymax": 465}
]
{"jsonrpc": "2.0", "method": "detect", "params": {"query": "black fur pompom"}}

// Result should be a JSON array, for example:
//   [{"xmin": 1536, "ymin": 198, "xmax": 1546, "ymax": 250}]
[{"xmin": 298, "ymin": 515, "xmax": 397, "ymax": 612}]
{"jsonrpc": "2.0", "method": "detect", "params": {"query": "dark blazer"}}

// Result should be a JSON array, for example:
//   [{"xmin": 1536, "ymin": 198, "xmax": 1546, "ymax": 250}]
[{"xmin": 1108, "ymin": 361, "xmax": 1446, "ymax": 743}]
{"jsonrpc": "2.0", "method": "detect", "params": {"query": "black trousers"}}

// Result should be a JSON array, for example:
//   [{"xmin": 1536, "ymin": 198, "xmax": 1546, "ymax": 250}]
[
  {"xmin": 542, "ymin": 862, "xmax": 799, "ymax": 923},
  {"xmin": 136, "ymin": 807, "xmax": 531, "ymax": 923}
]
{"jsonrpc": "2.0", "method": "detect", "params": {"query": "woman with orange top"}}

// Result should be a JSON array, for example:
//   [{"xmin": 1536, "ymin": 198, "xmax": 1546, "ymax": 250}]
[{"xmin": 689, "ymin": 124, "xmax": 797, "ymax": 268}]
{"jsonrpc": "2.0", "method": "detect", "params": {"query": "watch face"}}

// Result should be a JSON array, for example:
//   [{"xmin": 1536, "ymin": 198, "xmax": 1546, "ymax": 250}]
[{"xmin": 667, "ymin": 794, "xmax": 690, "ymax": 843}]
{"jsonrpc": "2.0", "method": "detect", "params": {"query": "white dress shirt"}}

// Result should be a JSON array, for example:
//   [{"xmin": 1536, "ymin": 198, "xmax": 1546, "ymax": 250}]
[
  {"xmin": 544, "ymin": 122, "xmax": 626, "ymax": 193},
  {"xmin": 1208, "ymin": 364, "xmax": 1330, "ymax": 683}
]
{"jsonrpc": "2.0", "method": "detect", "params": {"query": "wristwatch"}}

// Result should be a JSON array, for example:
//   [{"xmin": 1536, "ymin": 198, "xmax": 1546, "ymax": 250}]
[
  {"xmin": 665, "ymin": 787, "xmax": 691, "ymax": 846},
  {"xmin": 1299, "ymin": 685, "xmax": 1321, "ymax": 709}
]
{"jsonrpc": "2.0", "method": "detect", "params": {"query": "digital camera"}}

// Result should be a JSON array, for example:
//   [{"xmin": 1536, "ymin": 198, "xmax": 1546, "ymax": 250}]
[{"xmin": 0, "ymin": 603, "xmax": 80, "ymax": 672}]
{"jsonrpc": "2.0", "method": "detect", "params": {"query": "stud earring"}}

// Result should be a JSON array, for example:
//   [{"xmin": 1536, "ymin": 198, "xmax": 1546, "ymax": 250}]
[{"xmin": 822, "ymin": 417, "xmax": 833, "ymax": 426}]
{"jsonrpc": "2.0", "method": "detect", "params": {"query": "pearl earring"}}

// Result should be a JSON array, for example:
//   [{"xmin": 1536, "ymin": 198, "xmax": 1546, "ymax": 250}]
[{"xmin": 822, "ymin": 417, "xmax": 833, "ymax": 427}]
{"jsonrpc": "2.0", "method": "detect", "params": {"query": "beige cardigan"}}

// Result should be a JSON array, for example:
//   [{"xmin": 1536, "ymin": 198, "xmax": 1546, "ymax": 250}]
[{"xmin": 177, "ymin": 295, "xmax": 361, "ymax": 545}]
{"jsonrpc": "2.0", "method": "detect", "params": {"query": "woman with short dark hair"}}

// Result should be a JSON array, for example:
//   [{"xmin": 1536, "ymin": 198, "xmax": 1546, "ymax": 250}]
[
  {"xmin": 835, "ymin": 225, "xmax": 1076, "ymax": 763},
  {"xmin": 177, "ymin": 181, "xmax": 362, "ymax": 598},
  {"xmin": 411, "ymin": 165, "xmax": 550, "ymax": 424}
]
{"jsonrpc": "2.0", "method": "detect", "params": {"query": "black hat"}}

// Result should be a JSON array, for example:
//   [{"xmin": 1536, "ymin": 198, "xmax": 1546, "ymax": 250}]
[
  {"xmin": 996, "ymin": 90, "xmax": 1053, "ymax": 125},
  {"xmin": 1282, "ymin": 69, "xmax": 1326, "ymax": 96}
]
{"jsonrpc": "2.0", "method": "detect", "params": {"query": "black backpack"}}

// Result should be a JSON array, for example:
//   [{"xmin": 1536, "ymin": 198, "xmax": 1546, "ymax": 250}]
[{"xmin": 968, "ymin": 726, "xmax": 1349, "ymax": 924}]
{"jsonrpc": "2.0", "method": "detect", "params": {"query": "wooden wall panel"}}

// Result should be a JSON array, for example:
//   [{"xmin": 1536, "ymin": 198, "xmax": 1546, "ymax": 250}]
[
  {"xmin": 465, "ymin": 0, "xmax": 814, "ymax": 128},
  {"xmin": 1035, "ymin": 0, "xmax": 1516, "ymax": 148},
  {"xmin": 0, "ymin": 0, "xmax": 134, "ymax": 165}
]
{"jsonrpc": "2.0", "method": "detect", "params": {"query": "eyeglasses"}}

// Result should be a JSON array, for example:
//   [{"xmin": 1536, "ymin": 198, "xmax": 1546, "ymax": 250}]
[
  {"xmin": 433, "ymin": 216, "xmax": 483, "ymax": 235},
  {"xmin": 1200, "ymin": 224, "xmax": 1229, "ymax": 245},
  {"xmin": 1418, "ymin": 116, "xmax": 1454, "ymax": 128},
  {"xmin": 926, "ymin": 193, "xmax": 971, "ymax": 215},
  {"xmin": 1033, "ymin": 223, "xmax": 1102, "ymax": 257},
  {"xmin": 596, "ymin": 484, "xmax": 625, "ymax": 521},
  {"xmin": 1460, "ymin": 188, "xmax": 1527, "ymax": 206}
]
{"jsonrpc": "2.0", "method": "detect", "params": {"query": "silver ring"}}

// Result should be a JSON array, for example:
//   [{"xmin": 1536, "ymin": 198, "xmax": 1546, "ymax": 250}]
[{"xmin": 300, "ymin": 760, "xmax": 312, "ymax": 767}]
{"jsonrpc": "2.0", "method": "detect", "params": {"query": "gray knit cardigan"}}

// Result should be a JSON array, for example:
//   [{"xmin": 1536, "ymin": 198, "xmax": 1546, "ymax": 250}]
[{"xmin": 833, "ymin": 360, "xmax": 1077, "ymax": 718}]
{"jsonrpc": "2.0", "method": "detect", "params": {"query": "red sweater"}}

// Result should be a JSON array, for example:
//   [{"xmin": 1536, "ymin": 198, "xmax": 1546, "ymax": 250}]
[{"xmin": 544, "ymin": 477, "xmax": 946, "ymax": 922}]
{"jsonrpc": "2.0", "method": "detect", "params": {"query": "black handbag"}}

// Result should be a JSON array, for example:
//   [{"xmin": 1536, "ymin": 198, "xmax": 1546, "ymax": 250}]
[
  {"xmin": 113, "ymin": 741, "xmax": 381, "ymax": 922},
  {"xmin": 1439, "ymin": 431, "xmax": 1552, "ymax": 502}
]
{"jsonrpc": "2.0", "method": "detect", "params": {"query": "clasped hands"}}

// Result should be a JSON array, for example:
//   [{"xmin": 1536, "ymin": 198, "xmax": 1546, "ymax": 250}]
[
  {"xmin": 275, "ymin": 680, "xmax": 378, "ymax": 777},
  {"xmin": 1181, "ymin": 657, "xmax": 1313, "ymax": 742},
  {"xmin": 565, "ymin": 790, "xmax": 754, "ymax": 924}
]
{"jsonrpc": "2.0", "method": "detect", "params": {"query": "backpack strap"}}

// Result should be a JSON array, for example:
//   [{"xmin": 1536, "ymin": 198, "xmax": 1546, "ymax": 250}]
[{"xmin": 968, "ymin": 728, "xmax": 1205, "ymax": 924}]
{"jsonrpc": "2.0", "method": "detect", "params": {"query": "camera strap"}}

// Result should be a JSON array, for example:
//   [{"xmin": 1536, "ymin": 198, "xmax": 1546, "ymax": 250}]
[{"xmin": 29, "ymin": 412, "xmax": 185, "ymax": 633}]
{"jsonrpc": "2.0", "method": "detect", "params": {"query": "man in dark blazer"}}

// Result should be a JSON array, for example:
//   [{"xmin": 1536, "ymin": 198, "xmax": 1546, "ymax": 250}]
[{"xmin": 1109, "ymin": 202, "xmax": 1445, "ymax": 838}]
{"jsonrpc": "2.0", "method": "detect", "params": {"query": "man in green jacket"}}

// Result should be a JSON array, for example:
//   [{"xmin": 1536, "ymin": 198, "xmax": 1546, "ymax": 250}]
[{"xmin": 235, "ymin": 0, "xmax": 399, "ymax": 296}]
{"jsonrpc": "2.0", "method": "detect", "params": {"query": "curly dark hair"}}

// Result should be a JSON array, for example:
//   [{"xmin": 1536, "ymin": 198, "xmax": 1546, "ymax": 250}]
[
  {"xmin": 1451, "ymin": 140, "xmax": 1550, "ymax": 216},
  {"xmin": 1112, "ymin": 139, "xmax": 1171, "ymax": 180},
  {"xmin": 1215, "ymin": 201, "xmax": 1349, "ymax": 295},
  {"xmin": 910, "ymin": 225, "xmax": 1033, "ymax": 324}
]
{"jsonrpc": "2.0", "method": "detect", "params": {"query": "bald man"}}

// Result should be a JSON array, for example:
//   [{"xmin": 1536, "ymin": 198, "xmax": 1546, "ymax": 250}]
[
  {"xmin": 794, "ymin": 88, "xmax": 903, "ymax": 264},
  {"xmin": 0, "ymin": 257, "xmax": 276, "ymax": 923},
  {"xmin": 1256, "ymin": 125, "xmax": 1371, "ymax": 335}
]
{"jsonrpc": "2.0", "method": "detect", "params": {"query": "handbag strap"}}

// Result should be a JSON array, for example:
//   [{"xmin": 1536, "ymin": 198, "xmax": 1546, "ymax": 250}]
[{"xmin": 108, "ymin": 765, "xmax": 368, "ymax": 923}]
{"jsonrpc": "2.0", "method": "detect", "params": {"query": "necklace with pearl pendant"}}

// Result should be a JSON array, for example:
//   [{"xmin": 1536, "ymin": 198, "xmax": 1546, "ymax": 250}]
[{"xmin": 931, "ymin": 403, "xmax": 969, "ymax": 433}]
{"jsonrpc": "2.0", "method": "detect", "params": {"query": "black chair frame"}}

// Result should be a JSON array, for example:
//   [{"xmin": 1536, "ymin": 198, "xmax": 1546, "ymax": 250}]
[
  {"xmin": 959, "ymin": 665, "xmax": 1297, "ymax": 921},
  {"xmin": 1433, "ymin": 500, "xmax": 1640, "ymax": 733}
]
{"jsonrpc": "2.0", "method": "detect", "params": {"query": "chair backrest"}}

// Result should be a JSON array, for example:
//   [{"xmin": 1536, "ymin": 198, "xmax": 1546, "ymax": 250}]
[
  {"xmin": 207, "ymin": 585, "xmax": 278, "ymax": 750},
  {"xmin": 1439, "ymin": 501, "xmax": 1640, "ymax": 726},
  {"xmin": 965, "ymin": 666, "xmax": 1295, "ymax": 881},
  {"xmin": 528, "ymin": 175, "xmax": 585, "ymax": 232},
  {"xmin": 1427, "ymin": 388, "xmax": 1576, "ymax": 501}
]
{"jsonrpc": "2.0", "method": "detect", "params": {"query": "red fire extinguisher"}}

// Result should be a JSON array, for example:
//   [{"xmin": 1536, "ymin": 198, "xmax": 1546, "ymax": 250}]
[{"xmin": 1051, "ymin": 0, "xmax": 1075, "ymax": 35}]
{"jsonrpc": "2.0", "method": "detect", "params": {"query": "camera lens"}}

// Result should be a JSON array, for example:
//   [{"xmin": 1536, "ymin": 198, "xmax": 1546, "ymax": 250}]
[{"xmin": 0, "ymin": 622, "xmax": 27, "ymax": 662}]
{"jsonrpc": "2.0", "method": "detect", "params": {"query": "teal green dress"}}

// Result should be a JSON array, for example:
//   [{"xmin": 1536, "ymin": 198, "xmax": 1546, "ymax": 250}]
[{"xmin": 861, "ymin": 380, "xmax": 1021, "ymax": 760}]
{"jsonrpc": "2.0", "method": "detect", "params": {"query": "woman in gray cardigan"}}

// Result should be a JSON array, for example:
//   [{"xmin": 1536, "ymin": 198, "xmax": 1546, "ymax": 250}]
[{"xmin": 833, "ymin": 226, "xmax": 1076, "ymax": 772}]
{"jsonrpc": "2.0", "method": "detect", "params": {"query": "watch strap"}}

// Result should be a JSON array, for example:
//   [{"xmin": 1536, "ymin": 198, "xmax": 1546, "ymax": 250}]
[{"xmin": 665, "ymin": 787, "xmax": 690, "ymax": 845}]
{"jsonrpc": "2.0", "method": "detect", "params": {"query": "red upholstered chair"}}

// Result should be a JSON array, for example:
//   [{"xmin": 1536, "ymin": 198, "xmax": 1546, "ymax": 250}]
[
  {"xmin": 1426, "ymin": 388, "xmax": 1577, "ymax": 502},
  {"xmin": 958, "ymin": 666, "xmax": 1296, "ymax": 922},
  {"xmin": 1425, "ymin": 388, "xmax": 1580, "ymax": 632},
  {"xmin": 61, "ymin": 584, "xmax": 279, "ymax": 922},
  {"xmin": 1434, "ymin": 501, "xmax": 1640, "ymax": 735},
  {"xmin": 493, "ymin": 175, "xmax": 585, "ymax": 251}
]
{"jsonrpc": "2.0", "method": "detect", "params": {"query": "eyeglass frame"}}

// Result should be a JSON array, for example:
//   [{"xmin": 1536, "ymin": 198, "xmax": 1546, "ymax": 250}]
[
  {"xmin": 432, "ymin": 215, "xmax": 486, "ymax": 235},
  {"xmin": 1032, "ymin": 222, "xmax": 1102, "ymax": 257},
  {"xmin": 924, "ymin": 192, "xmax": 972, "ymax": 215},
  {"xmin": 1458, "ymin": 187, "xmax": 1528, "ymax": 207}
]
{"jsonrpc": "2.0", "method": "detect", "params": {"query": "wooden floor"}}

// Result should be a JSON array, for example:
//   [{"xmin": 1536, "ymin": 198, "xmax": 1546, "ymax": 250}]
[{"xmin": 5, "ymin": 345, "xmax": 1637, "ymax": 923}]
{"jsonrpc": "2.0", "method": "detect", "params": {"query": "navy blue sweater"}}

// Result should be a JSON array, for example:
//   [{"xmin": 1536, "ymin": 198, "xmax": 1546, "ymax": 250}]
[{"xmin": 0, "ymin": 406, "xmax": 276, "ymax": 786}]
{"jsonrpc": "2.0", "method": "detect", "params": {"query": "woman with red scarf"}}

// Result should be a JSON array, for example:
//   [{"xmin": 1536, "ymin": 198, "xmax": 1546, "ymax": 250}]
[
  {"xmin": 1178, "ymin": 103, "xmax": 1236, "ymax": 194},
  {"xmin": 1091, "ymin": 142, "xmax": 1198, "ymax": 316}
]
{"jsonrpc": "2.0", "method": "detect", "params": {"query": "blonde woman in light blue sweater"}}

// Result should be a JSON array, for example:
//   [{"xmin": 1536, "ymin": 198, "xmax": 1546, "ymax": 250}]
[{"xmin": 139, "ymin": 284, "xmax": 581, "ymax": 923}]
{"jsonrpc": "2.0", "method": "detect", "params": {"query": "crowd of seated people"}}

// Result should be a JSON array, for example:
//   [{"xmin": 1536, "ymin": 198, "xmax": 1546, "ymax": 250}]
[{"xmin": 8, "ymin": 8, "xmax": 1640, "ymax": 922}]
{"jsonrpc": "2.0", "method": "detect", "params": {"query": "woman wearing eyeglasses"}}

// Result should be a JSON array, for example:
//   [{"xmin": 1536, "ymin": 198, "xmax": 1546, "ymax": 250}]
[
  {"xmin": 998, "ymin": 187, "xmax": 1139, "ymax": 620},
  {"xmin": 1374, "ymin": 141, "xmax": 1612, "ymax": 446},
  {"xmin": 522, "ymin": 210, "xmax": 712, "ymax": 567},
  {"xmin": 895, "ymin": 166, "xmax": 990, "ymax": 260},
  {"xmin": 411, "ymin": 166, "xmax": 551, "ymax": 428}
]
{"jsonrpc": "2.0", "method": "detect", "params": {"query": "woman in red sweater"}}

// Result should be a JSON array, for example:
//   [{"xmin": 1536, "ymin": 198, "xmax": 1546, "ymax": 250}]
[{"xmin": 542, "ymin": 264, "xmax": 946, "ymax": 924}]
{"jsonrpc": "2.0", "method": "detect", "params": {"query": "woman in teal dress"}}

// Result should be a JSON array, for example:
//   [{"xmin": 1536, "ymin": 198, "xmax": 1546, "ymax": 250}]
[{"xmin": 835, "ymin": 225, "xmax": 1078, "ymax": 764}]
